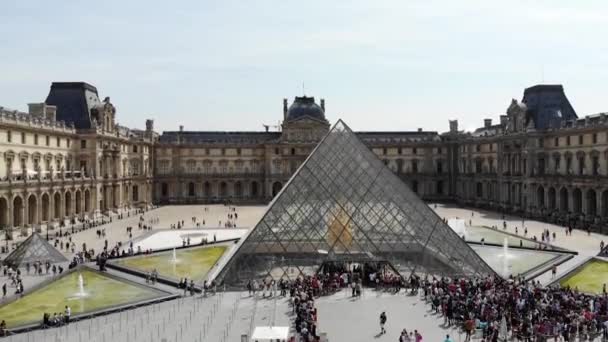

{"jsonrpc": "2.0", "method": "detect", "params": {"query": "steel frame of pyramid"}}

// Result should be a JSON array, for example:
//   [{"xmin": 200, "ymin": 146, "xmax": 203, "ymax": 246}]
[
  {"xmin": 3, "ymin": 233, "xmax": 68, "ymax": 268},
  {"xmin": 215, "ymin": 120, "xmax": 495, "ymax": 288}
]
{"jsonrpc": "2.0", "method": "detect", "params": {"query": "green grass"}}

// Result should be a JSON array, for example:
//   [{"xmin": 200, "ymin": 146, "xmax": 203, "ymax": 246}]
[
  {"xmin": 114, "ymin": 246, "xmax": 226, "ymax": 281},
  {"xmin": 0, "ymin": 269, "xmax": 163, "ymax": 328},
  {"xmin": 560, "ymin": 259, "xmax": 608, "ymax": 294}
]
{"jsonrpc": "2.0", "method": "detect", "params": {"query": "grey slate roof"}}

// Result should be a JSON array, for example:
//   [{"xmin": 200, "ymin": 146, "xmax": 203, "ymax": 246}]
[
  {"xmin": 286, "ymin": 96, "xmax": 327, "ymax": 122},
  {"xmin": 159, "ymin": 131, "xmax": 282, "ymax": 144},
  {"xmin": 522, "ymin": 84, "xmax": 578, "ymax": 129},
  {"xmin": 45, "ymin": 82, "xmax": 101, "ymax": 129}
]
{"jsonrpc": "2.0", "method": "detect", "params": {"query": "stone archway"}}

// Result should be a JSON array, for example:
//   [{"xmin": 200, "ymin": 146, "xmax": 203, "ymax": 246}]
[
  {"xmin": 587, "ymin": 189, "xmax": 597, "ymax": 216},
  {"xmin": 161, "ymin": 183, "xmax": 169, "ymax": 197},
  {"xmin": 559, "ymin": 188, "xmax": 568, "ymax": 211},
  {"xmin": 65, "ymin": 191, "xmax": 72, "ymax": 217},
  {"xmin": 54, "ymin": 192, "xmax": 61, "ymax": 219},
  {"xmin": 41, "ymin": 193, "xmax": 50, "ymax": 222},
  {"xmin": 84, "ymin": 189, "xmax": 91, "ymax": 213},
  {"xmin": 548, "ymin": 187, "xmax": 556, "ymax": 210},
  {"xmin": 272, "ymin": 182, "xmax": 282, "ymax": 197},
  {"xmin": 411, "ymin": 181, "xmax": 418, "ymax": 194},
  {"xmin": 235, "ymin": 181, "xmax": 243, "ymax": 198},
  {"xmin": 220, "ymin": 182, "xmax": 228, "ymax": 198},
  {"xmin": 27, "ymin": 194, "xmax": 37, "ymax": 225},
  {"xmin": 0, "ymin": 197, "xmax": 8, "ymax": 228},
  {"xmin": 203, "ymin": 182, "xmax": 211, "ymax": 198},
  {"xmin": 572, "ymin": 188, "xmax": 582, "ymax": 213},
  {"xmin": 602, "ymin": 190, "xmax": 608, "ymax": 217},
  {"xmin": 250, "ymin": 181, "xmax": 258, "ymax": 198},
  {"xmin": 75, "ymin": 190, "xmax": 82, "ymax": 214},
  {"xmin": 13, "ymin": 196, "xmax": 23, "ymax": 227},
  {"xmin": 537, "ymin": 186, "xmax": 545, "ymax": 208}
]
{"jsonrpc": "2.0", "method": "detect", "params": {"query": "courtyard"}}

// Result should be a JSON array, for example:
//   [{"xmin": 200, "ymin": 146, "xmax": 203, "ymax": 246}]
[{"xmin": 0, "ymin": 203, "xmax": 605, "ymax": 341}]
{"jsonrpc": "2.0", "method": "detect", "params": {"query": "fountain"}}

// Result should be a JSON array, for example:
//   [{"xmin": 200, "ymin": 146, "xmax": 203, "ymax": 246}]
[
  {"xmin": 76, "ymin": 273, "xmax": 87, "ymax": 297},
  {"xmin": 171, "ymin": 248, "xmax": 178, "ymax": 263},
  {"xmin": 502, "ymin": 238, "xmax": 509, "ymax": 277}
]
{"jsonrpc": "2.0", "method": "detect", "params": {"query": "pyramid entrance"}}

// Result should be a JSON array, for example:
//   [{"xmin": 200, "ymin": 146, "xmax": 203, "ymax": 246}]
[{"xmin": 215, "ymin": 120, "xmax": 495, "ymax": 288}]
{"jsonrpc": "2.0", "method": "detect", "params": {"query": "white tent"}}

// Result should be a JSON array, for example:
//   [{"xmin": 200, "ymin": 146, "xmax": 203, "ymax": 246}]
[{"xmin": 251, "ymin": 326, "xmax": 289, "ymax": 342}]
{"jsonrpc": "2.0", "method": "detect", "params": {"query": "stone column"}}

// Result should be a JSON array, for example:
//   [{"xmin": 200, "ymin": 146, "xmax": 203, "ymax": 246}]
[{"xmin": 37, "ymin": 192, "xmax": 42, "ymax": 224}]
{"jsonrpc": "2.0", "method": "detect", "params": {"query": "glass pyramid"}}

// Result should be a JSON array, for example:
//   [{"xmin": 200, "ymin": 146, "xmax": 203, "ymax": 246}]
[
  {"xmin": 216, "ymin": 120, "xmax": 495, "ymax": 288},
  {"xmin": 3, "ymin": 233, "xmax": 68, "ymax": 268}
]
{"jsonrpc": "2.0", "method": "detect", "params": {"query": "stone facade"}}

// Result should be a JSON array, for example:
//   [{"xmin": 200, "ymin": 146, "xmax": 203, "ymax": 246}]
[
  {"xmin": 3, "ymin": 82, "xmax": 608, "ymax": 233},
  {"xmin": 0, "ymin": 82, "xmax": 155, "ymax": 236}
]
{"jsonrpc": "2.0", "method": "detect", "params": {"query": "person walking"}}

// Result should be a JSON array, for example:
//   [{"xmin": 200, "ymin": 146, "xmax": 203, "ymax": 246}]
[
  {"xmin": 414, "ymin": 330, "xmax": 422, "ymax": 342},
  {"xmin": 64, "ymin": 305, "xmax": 71, "ymax": 324},
  {"xmin": 379, "ymin": 311, "xmax": 387, "ymax": 334}
]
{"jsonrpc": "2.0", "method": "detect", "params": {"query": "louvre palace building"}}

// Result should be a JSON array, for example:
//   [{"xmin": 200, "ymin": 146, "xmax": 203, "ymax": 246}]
[{"xmin": 1, "ymin": 82, "xmax": 608, "ymax": 235}]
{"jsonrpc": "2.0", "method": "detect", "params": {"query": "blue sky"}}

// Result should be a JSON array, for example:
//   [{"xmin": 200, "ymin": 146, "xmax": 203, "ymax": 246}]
[{"xmin": 1, "ymin": 1, "xmax": 607, "ymax": 133}]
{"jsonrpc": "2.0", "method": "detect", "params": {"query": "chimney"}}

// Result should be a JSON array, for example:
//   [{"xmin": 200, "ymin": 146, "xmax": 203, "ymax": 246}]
[
  {"xmin": 320, "ymin": 98, "xmax": 325, "ymax": 112},
  {"xmin": 28, "ymin": 103, "xmax": 57, "ymax": 121},
  {"xmin": 449, "ymin": 120, "xmax": 458, "ymax": 133},
  {"xmin": 179, "ymin": 125, "xmax": 184, "ymax": 132},
  {"xmin": 283, "ymin": 98, "xmax": 288, "ymax": 120},
  {"xmin": 146, "ymin": 119, "xmax": 154, "ymax": 132},
  {"xmin": 484, "ymin": 119, "xmax": 492, "ymax": 128},
  {"xmin": 46, "ymin": 105, "xmax": 57, "ymax": 121},
  {"xmin": 500, "ymin": 115, "xmax": 508, "ymax": 127}
]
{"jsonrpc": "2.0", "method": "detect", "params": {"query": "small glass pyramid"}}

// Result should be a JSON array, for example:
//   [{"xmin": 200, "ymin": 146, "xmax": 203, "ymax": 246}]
[
  {"xmin": 216, "ymin": 120, "xmax": 495, "ymax": 288},
  {"xmin": 4, "ymin": 233, "xmax": 68, "ymax": 268}
]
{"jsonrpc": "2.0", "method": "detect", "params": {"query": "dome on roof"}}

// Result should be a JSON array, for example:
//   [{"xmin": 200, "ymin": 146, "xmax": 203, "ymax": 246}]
[{"xmin": 286, "ymin": 96, "xmax": 326, "ymax": 122}]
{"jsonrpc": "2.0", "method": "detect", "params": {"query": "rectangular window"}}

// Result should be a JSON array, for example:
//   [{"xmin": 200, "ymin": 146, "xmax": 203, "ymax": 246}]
[
  {"xmin": 412, "ymin": 160, "xmax": 418, "ymax": 173},
  {"xmin": 537, "ymin": 158, "xmax": 545, "ymax": 175},
  {"xmin": 412, "ymin": 148, "xmax": 417, "ymax": 155},
  {"xmin": 34, "ymin": 134, "xmax": 38, "ymax": 145},
  {"xmin": 554, "ymin": 137, "xmax": 559, "ymax": 147},
  {"xmin": 275, "ymin": 148, "xmax": 279, "ymax": 155},
  {"xmin": 7, "ymin": 130, "xmax": 11, "ymax": 143},
  {"xmin": 81, "ymin": 140, "xmax": 86, "ymax": 148},
  {"xmin": 383, "ymin": 148, "xmax": 387, "ymax": 155},
  {"xmin": 56, "ymin": 137, "xmax": 60, "ymax": 147},
  {"xmin": 437, "ymin": 161, "xmax": 443, "ymax": 173},
  {"xmin": 437, "ymin": 147, "xmax": 442, "ymax": 154},
  {"xmin": 237, "ymin": 148, "xmax": 241, "ymax": 156},
  {"xmin": 398, "ymin": 148, "xmax": 402, "ymax": 155},
  {"xmin": 133, "ymin": 145, "xmax": 138, "ymax": 153},
  {"xmin": 21, "ymin": 132, "xmax": 25, "ymax": 144},
  {"xmin": 46, "ymin": 135, "xmax": 49, "ymax": 146},
  {"xmin": 579, "ymin": 135, "xmax": 584, "ymax": 145},
  {"xmin": 593, "ymin": 133, "xmax": 598, "ymax": 144},
  {"xmin": 593, "ymin": 156, "xmax": 599, "ymax": 176},
  {"xmin": 67, "ymin": 139, "xmax": 70, "ymax": 147},
  {"xmin": 566, "ymin": 136, "xmax": 570, "ymax": 146},
  {"xmin": 538, "ymin": 138, "xmax": 544, "ymax": 147}
]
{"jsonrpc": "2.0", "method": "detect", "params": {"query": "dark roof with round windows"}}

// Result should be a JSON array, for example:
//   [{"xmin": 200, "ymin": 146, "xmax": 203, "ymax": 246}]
[{"xmin": 286, "ymin": 96, "xmax": 327, "ymax": 122}]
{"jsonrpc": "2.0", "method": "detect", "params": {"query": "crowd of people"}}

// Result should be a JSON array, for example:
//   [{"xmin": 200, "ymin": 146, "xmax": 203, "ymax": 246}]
[
  {"xmin": 421, "ymin": 275, "xmax": 608, "ymax": 341},
  {"xmin": 290, "ymin": 276, "xmax": 321, "ymax": 342},
  {"xmin": 41, "ymin": 305, "xmax": 71, "ymax": 328}
]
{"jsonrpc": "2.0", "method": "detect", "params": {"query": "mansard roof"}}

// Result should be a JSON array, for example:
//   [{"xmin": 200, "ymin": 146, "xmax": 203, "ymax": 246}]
[
  {"xmin": 159, "ymin": 131, "xmax": 281, "ymax": 144},
  {"xmin": 45, "ymin": 82, "xmax": 102, "ymax": 129},
  {"xmin": 522, "ymin": 84, "xmax": 578, "ymax": 129}
]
